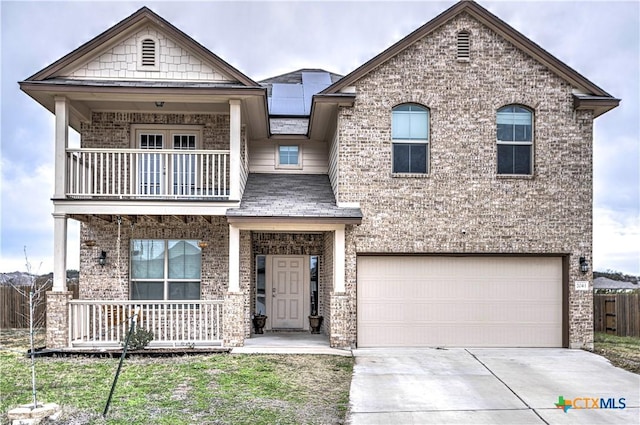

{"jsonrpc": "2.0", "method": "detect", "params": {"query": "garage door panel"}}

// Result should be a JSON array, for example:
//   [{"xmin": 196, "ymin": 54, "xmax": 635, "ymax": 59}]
[{"xmin": 357, "ymin": 256, "xmax": 563, "ymax": 347}]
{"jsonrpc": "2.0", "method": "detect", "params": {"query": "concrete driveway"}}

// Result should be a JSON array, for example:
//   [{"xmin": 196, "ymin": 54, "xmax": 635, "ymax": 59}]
[{"xmin": 348, "ymin": 348, "xmax": 639, "ymax": 424}]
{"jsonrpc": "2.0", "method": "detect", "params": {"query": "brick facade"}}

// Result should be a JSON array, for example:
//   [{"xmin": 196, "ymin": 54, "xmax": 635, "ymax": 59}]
[{"xmin": 336, "ymin": 13, "xmax": 594, "ymax": 348}]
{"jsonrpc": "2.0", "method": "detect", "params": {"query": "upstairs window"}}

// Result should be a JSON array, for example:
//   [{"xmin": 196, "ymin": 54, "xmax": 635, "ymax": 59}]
[
  {"xmin": 392, "ymin": 104, "xmax": 429, "ymax": 174},
  {"xmin": 457, "ymin": 30, "xmax": 470, "ymax": 60},
  {"xmin": 277, "ymin": 145, "xmax": 301, "ymax": 169},
  {"xmin": 138, "ymin": 36, "xmax": 159, "ymax": 70},
  {"xmin": 497, "ymin": 105, "xmax": 533, "ymax": 175}
]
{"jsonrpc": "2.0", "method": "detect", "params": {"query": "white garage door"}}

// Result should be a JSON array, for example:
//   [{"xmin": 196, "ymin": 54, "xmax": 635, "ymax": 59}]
[{"xmin": 357, "ymin": 256, "xmax": 563, "ymax": 347}]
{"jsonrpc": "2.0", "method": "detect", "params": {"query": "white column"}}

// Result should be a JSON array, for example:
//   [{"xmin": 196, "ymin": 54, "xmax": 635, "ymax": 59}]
[
  {"xmin": 333, "ymin": 226, "xmax": 346, "ymax": 293},
  {"xmin": 52, "ymin": 213, "xmax": 68, "ymax": 292},
  {"xmin": 229, "ymin": 99, "xmax": 242, "ymax": 200},
  {"xmin": 228, "ymin": 224, "xmax": 240, "ymax": 292},
  {"xmin": 54, "ymin": 96, "xmax": 69, "ymax": 199}
]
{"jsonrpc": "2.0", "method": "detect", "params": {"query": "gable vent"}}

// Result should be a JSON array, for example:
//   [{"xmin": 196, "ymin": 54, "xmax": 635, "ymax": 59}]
[
  {"xmin": 457, "ymin": 31, "xmax": 470, "ymax": 60},
  {"xmin": 141, "ymin": 38, "xmax": 156, "ymax": 67}
]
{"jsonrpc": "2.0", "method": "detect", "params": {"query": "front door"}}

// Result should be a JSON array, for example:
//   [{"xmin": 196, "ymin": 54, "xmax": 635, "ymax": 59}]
[{"xmin": 270, "ymin": 256, "xmax": 305, "ymax": 329}]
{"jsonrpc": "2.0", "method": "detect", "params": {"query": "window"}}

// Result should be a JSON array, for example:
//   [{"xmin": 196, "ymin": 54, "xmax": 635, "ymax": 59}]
[
  {"xmin": 310, "ymin": 256, "xmax": 319, "ymax": 316},
  {"xmin": 497, "ymin": 105, "xmax": 533, "ymax": 175},
  {"xmin": 392, "ymin": 104, "xmax": 429, "ymax": 174},
  {"xmin": 457, "ymin": 31, "xmax": 470, "ymax": 60},
  {"xmin": 132, "ymin": 125, "xmax": 202, "ymax": 195},
  {"xmin": 130, "ymin": 240, "xmax": 201, "ymax": 300},
  {"xmin": 255, "ymin": 255, "xmax": 266, "ymax": 315},
  {"xmin": 277, "ymin": 145, "xmax": 300, "ymax": 168}
]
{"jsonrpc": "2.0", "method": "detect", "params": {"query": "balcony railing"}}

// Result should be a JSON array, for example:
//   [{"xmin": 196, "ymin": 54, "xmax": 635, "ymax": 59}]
[
  {"xmin": 68, "ymin": 300, "xmax": 224, "ymax": 348},
  {"xmin": 66, "ymin": 149, "xmax": 230, "ymax": 199}
]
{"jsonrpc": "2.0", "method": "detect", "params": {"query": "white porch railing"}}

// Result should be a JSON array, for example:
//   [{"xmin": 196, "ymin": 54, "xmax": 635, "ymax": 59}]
[
  {"xmin": 65, "ymin": 149, "xmax": 230, "ymax": 199},
  {"xmin": 68, "ymin": 300, "xmax": 224, "ymax": 348}
]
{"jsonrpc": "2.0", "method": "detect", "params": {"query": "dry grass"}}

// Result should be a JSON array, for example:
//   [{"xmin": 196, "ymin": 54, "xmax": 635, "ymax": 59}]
[
  {"xmin": 592, "ymin": 332, "xmax": 640, "ymax": 374},
  {"xmin": 1, "ymin": 329, "xmax": 353, "ymax": 425}
]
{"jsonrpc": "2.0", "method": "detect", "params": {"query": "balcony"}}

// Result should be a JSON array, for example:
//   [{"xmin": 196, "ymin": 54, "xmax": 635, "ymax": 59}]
[{"xmin": 65, "ymin": 148, "xmax": 233, "ymax": 200}]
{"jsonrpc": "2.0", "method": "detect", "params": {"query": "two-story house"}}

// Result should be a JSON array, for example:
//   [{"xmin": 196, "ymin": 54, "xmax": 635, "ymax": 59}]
[{"xmin": 21, "ymin": 1, "xmax": 618, "ymax": 350}]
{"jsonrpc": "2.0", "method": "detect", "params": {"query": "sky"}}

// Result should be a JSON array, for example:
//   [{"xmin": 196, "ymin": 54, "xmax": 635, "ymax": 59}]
[{"xmin": 1, "ymin": 0, "xmax": 639, "ymax": 275}]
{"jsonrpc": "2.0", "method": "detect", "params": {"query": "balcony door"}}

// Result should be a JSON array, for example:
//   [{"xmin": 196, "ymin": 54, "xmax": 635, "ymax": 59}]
[{"xmin": 134, "ymin": 126, "xmax": 201, "ymax": 196}]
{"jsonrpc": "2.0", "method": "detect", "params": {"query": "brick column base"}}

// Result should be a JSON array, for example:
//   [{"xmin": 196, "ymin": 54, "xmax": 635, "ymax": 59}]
[
  {"xmin": 46, "ymin": 291, "xmax": 72, "ymax": 349},
  {"xmin": 223, "ymin": 292, "xmax": 246, "ymax": 347},
  {"xmin": 330, "ymin": 292, "xmax": 352, "ymax": 349}
]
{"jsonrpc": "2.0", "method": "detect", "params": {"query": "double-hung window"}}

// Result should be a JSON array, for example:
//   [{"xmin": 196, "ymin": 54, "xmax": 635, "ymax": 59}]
[
  {"xmin": 130, "ymin": 239, "xmax": 201, "ymax": 300},
  {"xmin": 392, "ymin": 104, "xmax": 429, "ymax": 174},
  {"xmin": 497, "ymin": 105, "xmax": 533, "ymax": 175}
]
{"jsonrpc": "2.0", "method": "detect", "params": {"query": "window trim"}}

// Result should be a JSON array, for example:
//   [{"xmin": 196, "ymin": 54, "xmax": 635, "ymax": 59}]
[
  {"xmin": 275, "ymin": 144, "xmax": 303, "ymax": 170},
  {"xmin": 391, "ymin": 103, "xmax": 430, "ymax": 174},
  {"xmin": 137, "ymin": 36, "xmax": 159, "ymax": 71},
  {"xmin": 130, "ymin": 239, "xmax": 202, "ymax": 301},
  {"xmin": 496, "ymin": 104, "xmax": 534, "ymax": 176}
]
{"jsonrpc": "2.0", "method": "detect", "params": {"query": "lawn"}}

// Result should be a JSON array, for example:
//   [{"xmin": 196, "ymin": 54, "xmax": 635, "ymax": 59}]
[
  {"xmin": 593, "ymin": 332, "xmax": 640, "ymax": 374},
  {"xmin": 0, "ymin": 330, "xmax": 353, "ymax": 424}
]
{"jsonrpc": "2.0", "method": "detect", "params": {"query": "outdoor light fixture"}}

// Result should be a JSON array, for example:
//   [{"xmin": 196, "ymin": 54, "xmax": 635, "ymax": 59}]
[
  {"xmin": 579, "ymin": 256, "xmax": 589, "ymax": 273},
  {"xmin": 98, "ymin": 251, "xmax": 107, "ymax": 267},
  {"xmin": 155, "ymin": 101, "xmax": 165, "ymax": 107}
]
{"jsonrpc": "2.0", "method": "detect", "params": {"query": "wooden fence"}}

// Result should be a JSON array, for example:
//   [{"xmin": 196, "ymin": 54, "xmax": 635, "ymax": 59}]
[
  {"xmin": 0, "ymin": 281, "xmax": 79, "ymax": 328},
  {"xmin": 594, "ymin": 293, "xmax": 640, "ymax": 338}
]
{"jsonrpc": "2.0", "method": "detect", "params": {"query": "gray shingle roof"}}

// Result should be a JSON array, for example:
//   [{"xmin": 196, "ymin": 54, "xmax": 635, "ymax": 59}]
[{"xmin": 227, "ymin": 174, "xmax": 362, "ymax": 222}]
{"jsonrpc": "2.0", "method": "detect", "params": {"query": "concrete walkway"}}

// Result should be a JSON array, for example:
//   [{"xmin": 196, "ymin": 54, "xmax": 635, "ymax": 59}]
[
  {"xmin": 348, "ymin": 348, "xmax": 640, "ymax": 424},
  {"xmin": 230, "ymin": 332, "xmax": 352, "ymax": 356}
]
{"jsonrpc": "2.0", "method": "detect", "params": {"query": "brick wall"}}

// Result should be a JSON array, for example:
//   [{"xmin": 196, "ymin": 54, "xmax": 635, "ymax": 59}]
[
  {"xmin": 81, "ymin": 112, "xmax": 232, "ymax": 150},
  {"xmin": 336, "ymin": 14, "xmax": 594, "ymax": 348},
  {"xmin": 79, "ymin": 216, "xmax": 229, "ymax": 300}
]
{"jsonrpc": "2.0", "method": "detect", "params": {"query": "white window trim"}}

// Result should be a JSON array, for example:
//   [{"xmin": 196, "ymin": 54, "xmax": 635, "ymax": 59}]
[
  {"xmin": 130, "ymin": 124, "xmax": 203, "ymax": 149},
  {"xmin": 391, "ymin": 139, "xmax": 430, "ymax": 175},
  {"xmin": 275, "ymin": 144, "xmax": 303, "ymax": 170},
  {"xmin": 496, "ymin": 106, "xmax": 534, "ymax": 176},
  {"xmin": 137, "ymin": 35, "xmax": 160, "ymax": 71},
  {"xmin": 129, "ymin": 239, "xmax": 202, "ymax": 301}
]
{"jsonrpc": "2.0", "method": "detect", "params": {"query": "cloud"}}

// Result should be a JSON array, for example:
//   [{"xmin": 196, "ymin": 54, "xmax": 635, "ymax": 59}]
[{"xmin": 594, "ymin": 206, "xmax": 640, "ymax": 275}]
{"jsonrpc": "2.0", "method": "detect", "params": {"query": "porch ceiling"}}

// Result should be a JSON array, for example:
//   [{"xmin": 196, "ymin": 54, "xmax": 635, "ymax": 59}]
[{"xmin": 69, "ymin": 214, "xmax": 217, "ymax": 225}]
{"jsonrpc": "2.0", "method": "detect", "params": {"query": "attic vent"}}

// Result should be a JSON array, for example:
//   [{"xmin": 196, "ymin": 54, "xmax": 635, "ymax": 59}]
[
  {"xmin": 457, "ymin": 31, "xmax": 470, "ymax": 60},
  {"xmin": 141, "ymin": 38, "xmax": 156, "ymax": 67}
]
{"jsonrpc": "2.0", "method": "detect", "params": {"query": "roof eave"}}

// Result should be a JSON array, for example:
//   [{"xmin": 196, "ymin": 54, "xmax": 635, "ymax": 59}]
[{"xmin": 573, "ymin": 95, "xmax": 621, "ymax": 118}]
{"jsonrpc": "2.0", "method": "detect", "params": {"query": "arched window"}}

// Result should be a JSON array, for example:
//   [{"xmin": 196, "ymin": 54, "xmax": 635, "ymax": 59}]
[
  {"xmin": 496, "ymin": 105, "xmax": 533, "ymax": 175},
  {"xmin": 457, "ymin": 30, "xmax": 470, "ymax": 60},
  {"xmin": 392, "ymin": 104, "xmax": 429, "ymax": 174}
]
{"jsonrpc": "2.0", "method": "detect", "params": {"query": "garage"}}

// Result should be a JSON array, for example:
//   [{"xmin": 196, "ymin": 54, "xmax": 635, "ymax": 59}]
[{"xmin": 357, "ymin": 256, "xmax": 564, "ymax": 347}]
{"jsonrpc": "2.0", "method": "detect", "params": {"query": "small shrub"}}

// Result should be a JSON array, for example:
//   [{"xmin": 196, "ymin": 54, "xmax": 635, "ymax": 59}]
[{"xmin": 121, "ymin": 326, "xmax": 154, "ymax": 350}]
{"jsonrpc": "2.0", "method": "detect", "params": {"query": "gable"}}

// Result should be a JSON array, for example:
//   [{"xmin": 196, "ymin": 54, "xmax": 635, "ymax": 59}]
[
  {"xmin": 321, "ymin": 1, "xmax": 618, "ymax": 117},
  {"xmin": 64, "ymin": 25, "xmax": 235, "ymax": 82},
  {"xmin": 25, "ymin": 7, "xmax": 258, "ymax": 87}
]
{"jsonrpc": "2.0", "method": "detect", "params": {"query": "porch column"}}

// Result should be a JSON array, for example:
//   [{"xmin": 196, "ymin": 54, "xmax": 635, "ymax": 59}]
[
  {"xmin": 228, "ymin": 224, "xmax": 240, "ymax": 292},
  {"xmin": 52, "ymin": 213, "xmax": 68, "ymax": 292},
  {"xmin": 54, "ymin": 96, "xmax": 69, "ymax": 199},
  {"xmin": 333, "ymin": 225, "xmax": 346, "ymax": 292},
  {"xmin": 229, "ymin": 99, "xmax": 241, "ymax": 200}
]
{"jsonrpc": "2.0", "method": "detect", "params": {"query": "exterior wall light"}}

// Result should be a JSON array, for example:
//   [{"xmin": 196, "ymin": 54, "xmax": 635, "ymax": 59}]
[
  {"xmin": 579, "ymin": 256, "xmax": 589, "ymax": 273},
  {"xmin": 98, "ymin": 251, "xmax": 107, "ymax": 266},
  {"xmin": 155, "ymin": 101, "xmax": 164, "ymax": 107}
]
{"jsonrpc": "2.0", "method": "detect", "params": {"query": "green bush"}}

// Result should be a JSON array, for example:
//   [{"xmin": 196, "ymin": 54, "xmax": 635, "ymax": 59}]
[{"xmin": 121, "ymin": 326, "xmax": 154, "ymax": 350}]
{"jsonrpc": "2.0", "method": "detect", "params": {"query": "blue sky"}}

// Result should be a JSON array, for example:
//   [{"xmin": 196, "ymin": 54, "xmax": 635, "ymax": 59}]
[{"xmin": 1, "ymin": 0, "xmax": 639, "ymax": 275}]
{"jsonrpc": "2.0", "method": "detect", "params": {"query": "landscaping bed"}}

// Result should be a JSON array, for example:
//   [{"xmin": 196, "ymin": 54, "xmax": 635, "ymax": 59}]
[{"xmin": 1, "ymin": 329, "xmax": 353, "ymax": 424}]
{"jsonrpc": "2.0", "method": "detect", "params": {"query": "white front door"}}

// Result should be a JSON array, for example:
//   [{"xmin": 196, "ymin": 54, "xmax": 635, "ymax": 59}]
[{"xmin": 270, "ymin": 256, "xmax": 305, "ymax": 329}]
